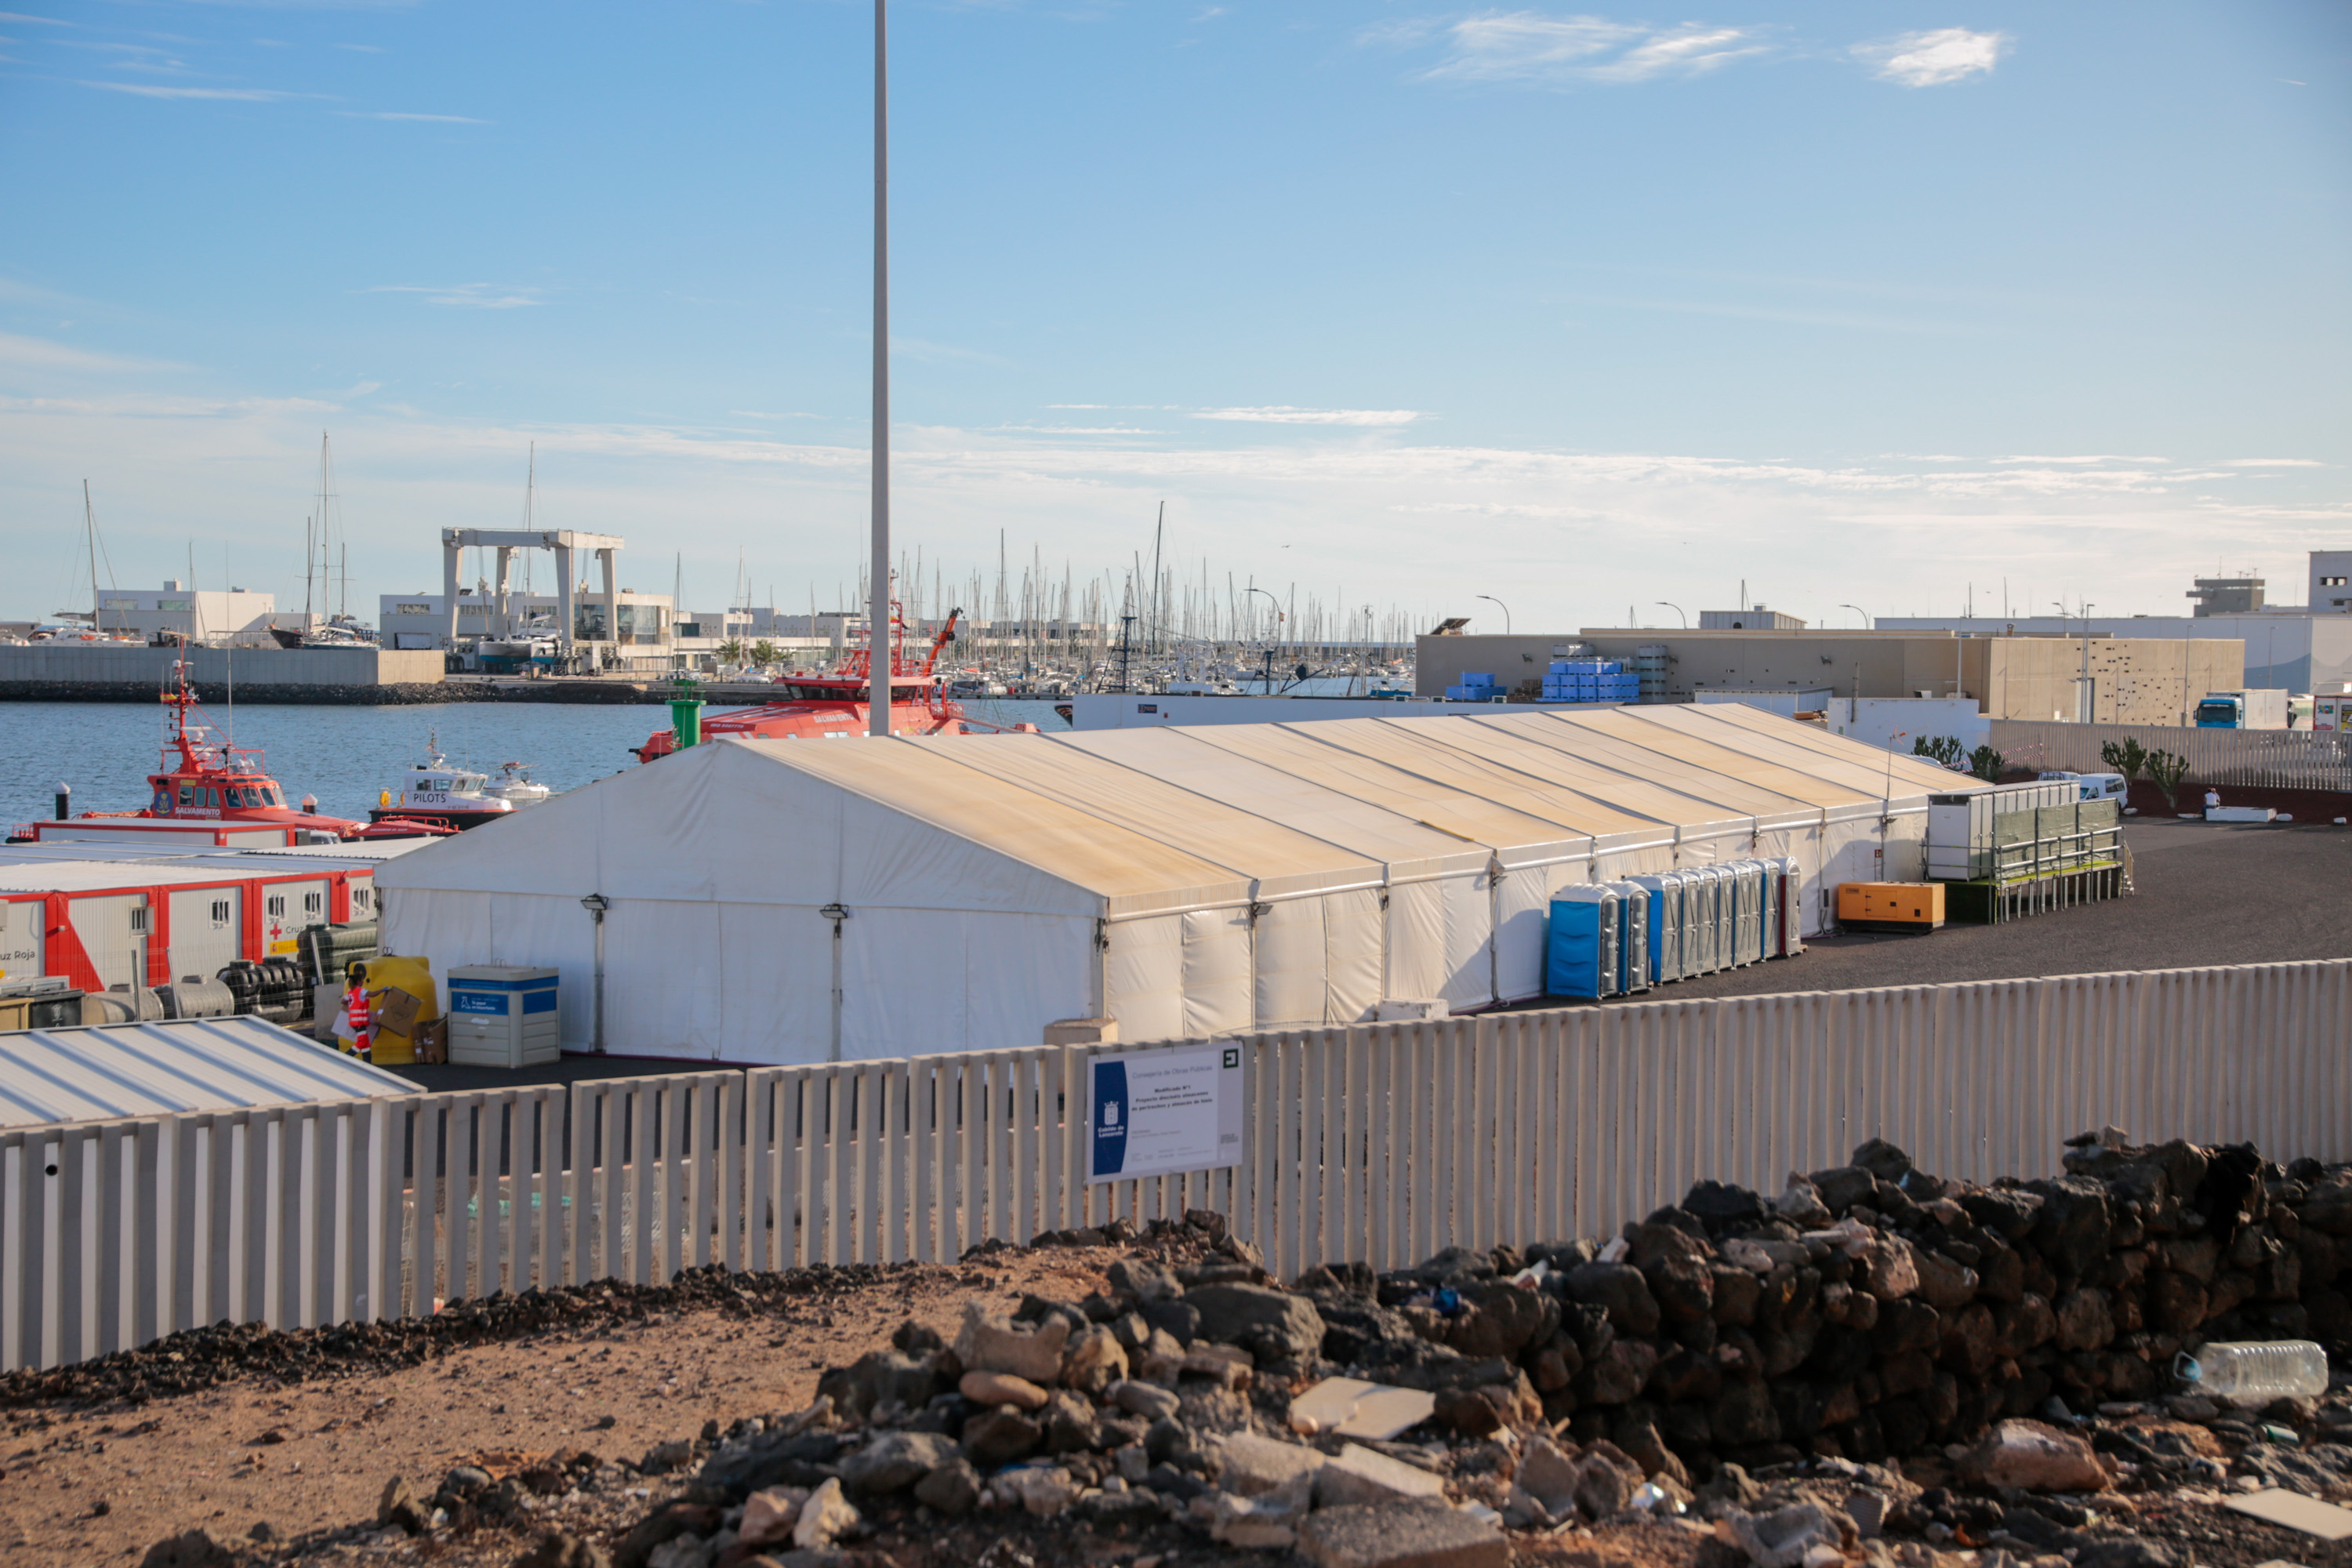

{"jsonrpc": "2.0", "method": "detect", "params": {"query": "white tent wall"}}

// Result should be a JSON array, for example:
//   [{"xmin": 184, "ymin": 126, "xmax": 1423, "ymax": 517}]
[
  {"xmin": 843, "ymin": 908, "xmax": 1094, "ymax": 1059},
  {"xmin": 1251, "ymin": 887, "xmax": 1386, "ymax": 1028},
  {"xmin": 380, "ymin": 741, "xmax": 1121, "ymax": 1065},
  {"xmin": 1102, "ymin": 909, "xmax": 1254, "ymax": 1042}
]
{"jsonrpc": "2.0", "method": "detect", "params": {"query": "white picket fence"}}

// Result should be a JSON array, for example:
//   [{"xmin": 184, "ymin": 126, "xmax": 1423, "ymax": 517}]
[{"xmin": 4, "ymin": 958, "xmax": 2347, "ymax": 1373}]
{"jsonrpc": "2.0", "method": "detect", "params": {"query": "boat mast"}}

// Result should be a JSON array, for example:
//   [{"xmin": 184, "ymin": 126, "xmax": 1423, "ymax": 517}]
[
  {"xmin": 83, "ymin": 481, "xmax": 100, "ymax": 635},
  {"xmin": 866, "ymin": 0, "xmax": 892, "ymax": 735}
]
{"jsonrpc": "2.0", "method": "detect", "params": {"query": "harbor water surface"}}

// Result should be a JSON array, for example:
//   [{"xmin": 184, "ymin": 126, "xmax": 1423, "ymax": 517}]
[{"xmin": 2, "ymin": 698, "xmax": 1072, "ymax": 831}]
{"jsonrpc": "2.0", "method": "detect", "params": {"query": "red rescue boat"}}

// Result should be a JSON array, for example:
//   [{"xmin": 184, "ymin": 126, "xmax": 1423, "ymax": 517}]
[
  {"xmin": 53, "ymin": 648, "xmax": 451, "ymax": 841},
  {"xmin": 634, "ymin": 604, "xmax": 1025, "ymax": 760}
]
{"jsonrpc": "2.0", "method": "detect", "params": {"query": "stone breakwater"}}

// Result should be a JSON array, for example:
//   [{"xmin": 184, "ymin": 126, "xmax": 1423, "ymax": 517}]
[
  {"xmin": 444, "ymin": 1129, "xmax": 2352, "ymax": 1568},
  {"xmin": 0, "ymin": 680, "xmax": 461, "ymax": 706}
]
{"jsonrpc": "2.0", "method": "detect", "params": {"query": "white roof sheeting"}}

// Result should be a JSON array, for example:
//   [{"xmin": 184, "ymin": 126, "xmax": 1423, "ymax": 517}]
[
  {"xmin": 0, "ymin": 1016, "xmax": 416, "ymax": 1129},
  {"xmin": 376, "ymin": 704, "xmax": 1984, "ymax": 1063}
]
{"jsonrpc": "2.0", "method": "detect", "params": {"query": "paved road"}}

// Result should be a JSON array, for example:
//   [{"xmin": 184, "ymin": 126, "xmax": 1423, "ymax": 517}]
[{"xmin": 1605, "ymin": 817, "xmax": 2351, "ymax": 1004}]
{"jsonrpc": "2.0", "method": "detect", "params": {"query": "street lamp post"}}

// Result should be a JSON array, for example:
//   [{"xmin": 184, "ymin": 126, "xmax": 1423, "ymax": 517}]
[
  {"xmin": 1841, "ymin": 604, "xmax": 1871, "ymax": 629},
  {"xmin": 1474, "ymin": 595, "xmax": 1512, "ymax": 635},
  {"xmin": 1655, "ymin": 601, "xmax": 1687, "ymax": 628},
  {"xmin": 2056, "ymin": 601, "xmax": 2095, "ymax": 721},
  {"xmin": 1243, "ymin": 586, "xmax": 1282, "ymax": 693}
]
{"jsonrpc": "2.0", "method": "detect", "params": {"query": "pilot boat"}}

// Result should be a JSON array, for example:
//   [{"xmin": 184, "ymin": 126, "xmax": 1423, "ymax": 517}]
[{"xmin": 369, "ymin": 739, "xmax": 550, "ymax": 831}]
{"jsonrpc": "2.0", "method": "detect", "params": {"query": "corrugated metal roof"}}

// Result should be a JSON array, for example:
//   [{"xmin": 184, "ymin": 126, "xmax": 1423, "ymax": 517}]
[{"xmin": 0, "ymin": 1015, "xmax": 416, "ymax": 1129}]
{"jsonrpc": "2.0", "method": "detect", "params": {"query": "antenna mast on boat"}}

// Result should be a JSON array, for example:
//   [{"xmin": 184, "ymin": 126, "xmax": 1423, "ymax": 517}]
[{"xmin": 866, "ymin": 0, "xmax": 892, "ymax": 735}]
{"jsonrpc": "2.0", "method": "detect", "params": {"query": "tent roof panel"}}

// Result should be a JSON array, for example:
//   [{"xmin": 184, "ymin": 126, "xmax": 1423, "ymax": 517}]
[
  {"xmin": 1051, "ymin": 729, "xmax": 1493, "ymax": 881},
  {"xmin": 750, "ymin": 739, "xmax": 1257, "ymax": 915},
  {"xmin": 1352, "ymin": 719, "xmax": 1751, "ymax": 840},
  {"xmin": 902, "ymin": 735, "xmax": 1389, "ymax": 902},
  {"xmin": 1632, "ymin": 703, "xmax": 1970, "ymax": 799},
  {"xmin": 1178, "ymin": 721, "xmax": 1611, "ymax": 858},
  {"xmin": 1463, "ymin": 711, "xmax": 1824, "ymax": 822}
]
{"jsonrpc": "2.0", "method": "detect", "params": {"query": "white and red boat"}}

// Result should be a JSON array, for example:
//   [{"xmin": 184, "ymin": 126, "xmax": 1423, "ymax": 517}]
[
  {"xmin": 633, "ymin": 604, "xmax": 1029, "ymax": 761},
  {"xmin": 23, "ymin": 652, "xmax": 451, "ymax": 844}
]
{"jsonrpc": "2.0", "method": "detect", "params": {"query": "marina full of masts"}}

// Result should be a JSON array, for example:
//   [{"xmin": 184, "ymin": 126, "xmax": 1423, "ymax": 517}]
[{"xmin": 779, "ymin": 552, "xmax": 1426, "ymax": 697}]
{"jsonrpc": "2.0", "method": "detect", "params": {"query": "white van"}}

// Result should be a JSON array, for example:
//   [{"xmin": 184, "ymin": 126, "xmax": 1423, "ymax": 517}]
[{"xmin": 2038, "ymin": 770, "xmax": 2127, "ymax": 802}]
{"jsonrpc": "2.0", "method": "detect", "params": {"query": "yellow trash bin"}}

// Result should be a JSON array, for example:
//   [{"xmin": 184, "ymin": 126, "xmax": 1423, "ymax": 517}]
[{"xmin": 358, "ymin": 954, "xmax": 439, "ymax": 1065}]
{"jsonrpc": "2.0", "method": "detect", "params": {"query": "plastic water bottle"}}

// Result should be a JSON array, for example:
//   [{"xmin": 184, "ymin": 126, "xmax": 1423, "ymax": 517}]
[{"xmin": 2175, "ymin": 1341, "xmax": 2330, "ymax": 1405}]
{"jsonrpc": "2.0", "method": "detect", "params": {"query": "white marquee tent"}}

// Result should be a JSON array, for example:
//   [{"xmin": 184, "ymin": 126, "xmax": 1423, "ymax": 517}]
[{"xmin": 376, "ymin": 706, "xmax": 1967, "ymax": 1064}]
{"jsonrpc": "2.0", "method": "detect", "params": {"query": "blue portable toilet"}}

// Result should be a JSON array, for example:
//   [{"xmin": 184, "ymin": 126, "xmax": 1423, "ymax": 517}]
[{"xmin": 1546, "ymin": 884, "xmax": 1621, "ymax": 999}]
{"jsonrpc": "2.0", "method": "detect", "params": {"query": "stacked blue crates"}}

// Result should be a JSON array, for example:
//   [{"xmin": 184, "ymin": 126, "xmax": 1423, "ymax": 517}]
[
  {"xmin": 1446, "ymin": 672, "xmax": 1501, "ymax": 702},
  {"xmin": 1540, "ymin": 658, "xmax": 1639, "ymax": 705}
]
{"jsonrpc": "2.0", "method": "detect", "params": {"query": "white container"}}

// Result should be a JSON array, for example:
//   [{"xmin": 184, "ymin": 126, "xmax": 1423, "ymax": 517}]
[
  {"xmin": 445, "ymin": 964, "xmax": 561, "ymax": 1068},
  {"xmin": 2176, "ymin": 1340, "xmax": 2328, "ymax": 1405}
]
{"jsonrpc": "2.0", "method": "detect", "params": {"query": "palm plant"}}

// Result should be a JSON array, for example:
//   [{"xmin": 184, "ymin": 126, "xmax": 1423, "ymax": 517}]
[{"xmin": 1968, "ymin": 744, "xmax": 2006, "ymax": 782}]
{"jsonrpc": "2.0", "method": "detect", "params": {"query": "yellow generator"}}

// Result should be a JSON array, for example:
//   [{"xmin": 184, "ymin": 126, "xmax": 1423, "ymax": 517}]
[{"xmin": 1837, "ymin": 881, "xmax": 1946, "ymax": 934}]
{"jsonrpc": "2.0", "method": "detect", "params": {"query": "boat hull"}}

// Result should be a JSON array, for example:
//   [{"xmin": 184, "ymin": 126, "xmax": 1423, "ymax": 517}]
[{"xmin": 368, "ymin": 805, "xmax": 512, "ymax": 832}]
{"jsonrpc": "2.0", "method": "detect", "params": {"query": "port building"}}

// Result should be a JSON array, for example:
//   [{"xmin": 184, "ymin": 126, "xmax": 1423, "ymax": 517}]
[{"xmin": 376, "ymin": 706, "xmax": 1962, "ymax": 1065}]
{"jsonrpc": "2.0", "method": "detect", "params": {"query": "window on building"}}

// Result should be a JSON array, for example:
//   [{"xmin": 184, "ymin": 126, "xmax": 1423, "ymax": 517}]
[
  {"xmin": 129, "ymin": 906, "xmax": 148, "ymax": 935},
  {"xmin": 303, "ymin": 891, "xmax": 324, "ymax": 914},
  {"xmin": 352, "ymin": 885, "xmax": 374, "ymax": 913},
  {"xmin": 210, "ymin": 899, "xmax": 232, "ymax": 925},
  {"xmin": 267, "ymin": 895, "xmax": 286, "ymax": 918}
]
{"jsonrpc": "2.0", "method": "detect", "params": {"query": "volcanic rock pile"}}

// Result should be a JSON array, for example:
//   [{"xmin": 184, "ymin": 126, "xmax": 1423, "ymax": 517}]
[{"xmin": 520, "ymin": 1130, "xmax": 2352, "ymax": 1568}]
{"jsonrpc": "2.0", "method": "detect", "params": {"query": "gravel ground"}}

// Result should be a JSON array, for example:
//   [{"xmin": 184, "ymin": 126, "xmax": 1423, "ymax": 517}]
[
  {"xmin": 1577, "ymin": 818, "xmax": 2351, "ymax": 1006},
  {"xmin": 0, "ymin": 1249, "xmax": 1116, "ymax": 1564}
]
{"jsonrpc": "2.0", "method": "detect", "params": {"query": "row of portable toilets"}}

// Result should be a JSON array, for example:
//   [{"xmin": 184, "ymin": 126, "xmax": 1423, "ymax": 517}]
[{"xmin": 1545, "ymin": 858, "xmax": 1802, "ymax": 1000}]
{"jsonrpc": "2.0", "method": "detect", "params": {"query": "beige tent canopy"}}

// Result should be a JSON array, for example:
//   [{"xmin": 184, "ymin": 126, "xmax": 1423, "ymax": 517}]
[{"xmin": 378, "ymin": 705, "xmax": 1976, "ymax": 1065}]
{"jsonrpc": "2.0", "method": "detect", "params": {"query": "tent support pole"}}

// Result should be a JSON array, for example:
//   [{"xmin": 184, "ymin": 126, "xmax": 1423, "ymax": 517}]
[
  {"xmin": 581, "ymin": 893, "xmax": 609, "ymax": 1055},
  {"xmin": 823, "ymin": 904, "xmax": 849, "ymax": 1063}
]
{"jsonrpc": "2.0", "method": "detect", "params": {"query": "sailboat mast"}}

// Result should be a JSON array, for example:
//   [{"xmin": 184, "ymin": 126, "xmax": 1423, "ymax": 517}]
[
  {"xmin": 866, "ymin": 0, "xmax": 892, "ymax": 734},
  {"xmin": 84, "ymin": 481, "xmax": 100, "ymax": 633}
]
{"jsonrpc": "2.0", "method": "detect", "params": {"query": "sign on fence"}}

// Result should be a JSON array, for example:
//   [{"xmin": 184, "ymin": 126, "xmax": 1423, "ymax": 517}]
[{"xmin": 1088, "ymin": 1043, "xmax": 1245, "ymax": 1181}]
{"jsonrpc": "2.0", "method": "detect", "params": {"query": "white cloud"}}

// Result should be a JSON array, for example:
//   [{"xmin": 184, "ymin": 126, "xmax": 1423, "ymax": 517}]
[
  {"xmin": 1853, "ymin": 27, "xmax": 2007, "ymax": 89},
  {"xmin": 2220, "ymin": 458, "xmax": 2326, "ymax": 468},
  {"xmin": 339, "ymin": 110, "xmax": 489, "ymax": 124},
  {"xmin": 1194, "ymin": 406, "xmax": 1425, "ymax": 426},
  {"xmin": 1388, "ymin": 12, "xmax": 1766, "ymax": 85},
  {"xmin": 80, "ymin": 80, "xmax": 288, "ymax": 100},
  {"xmin": 2, "ymin": 393, "xmax": 2344, "ymax": 633},
  {"xmin": 364, "ymin": 283, "xmax": 543, "ymax": 310},
  {"xmin": 0, "ymin": 332, "xmax": 183, "ymax": 373},
  {"xmin": 994, "ymin": 423, "xmax": 1160, "ymax": 435}
]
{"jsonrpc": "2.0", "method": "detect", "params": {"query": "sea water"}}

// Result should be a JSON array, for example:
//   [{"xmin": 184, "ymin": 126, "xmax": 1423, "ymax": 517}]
[{"xmin": 0, "ymin": 698, "xmax": 1072, "ymax": 830}]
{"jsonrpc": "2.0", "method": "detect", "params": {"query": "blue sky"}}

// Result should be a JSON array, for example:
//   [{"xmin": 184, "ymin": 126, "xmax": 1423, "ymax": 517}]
[{"xmin": 2, "ymin": 0, "xmax": 2346, "ymax": 634}]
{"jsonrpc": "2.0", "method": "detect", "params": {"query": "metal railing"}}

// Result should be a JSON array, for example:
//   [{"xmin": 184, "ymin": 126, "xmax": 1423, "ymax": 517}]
[
  {"xmin": 1994, "ymin": 719, "xmax": 2352, "ymax": 793},
  {"xmin": 4, "ymin": 958, "xmax": 2345, "ymax": 1371}
]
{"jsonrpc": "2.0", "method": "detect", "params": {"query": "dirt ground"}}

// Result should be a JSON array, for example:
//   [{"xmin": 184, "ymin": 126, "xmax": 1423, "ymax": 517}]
[{"xmin": 0, "ymin": 1248, "xmax": 1116, "ymax": 1564}]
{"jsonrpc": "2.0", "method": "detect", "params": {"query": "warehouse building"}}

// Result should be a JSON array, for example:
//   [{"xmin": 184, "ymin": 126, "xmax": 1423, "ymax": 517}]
[
  {"xmin": 1416, "ymin": 629, "xmax": 2242, "ymax": 727},
  {"xmin": 377, "ymin": 706, "xmax": 1962, "ymax": 1065}
]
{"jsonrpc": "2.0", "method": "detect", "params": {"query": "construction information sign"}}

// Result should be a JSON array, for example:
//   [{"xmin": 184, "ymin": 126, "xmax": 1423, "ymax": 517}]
[{"xmin": 1088, "ymin": 1043, "xmax": 1244, "ymax": 1182}]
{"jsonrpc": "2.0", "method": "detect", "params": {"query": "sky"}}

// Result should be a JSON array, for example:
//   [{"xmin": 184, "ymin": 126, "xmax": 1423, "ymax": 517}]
[{"xmin": 2, "ymin": 0, "xmax": 2347, "ymax": 637}]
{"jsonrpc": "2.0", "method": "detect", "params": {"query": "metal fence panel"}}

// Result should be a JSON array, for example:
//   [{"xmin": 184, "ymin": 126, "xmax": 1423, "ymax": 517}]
[
  {"xmin": 2, "ymin": 960, "xmax": 2347, "ymax": 1371},
  {"xmin": 1994, "ymin": 719, "xmax": 2352, "ymax": 793}
]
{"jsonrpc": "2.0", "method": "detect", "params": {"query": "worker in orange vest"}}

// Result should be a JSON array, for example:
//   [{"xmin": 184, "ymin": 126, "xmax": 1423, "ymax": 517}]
[{"xmin": 344, "ymin": 963, "xmax": 374, "ymax": 1058}]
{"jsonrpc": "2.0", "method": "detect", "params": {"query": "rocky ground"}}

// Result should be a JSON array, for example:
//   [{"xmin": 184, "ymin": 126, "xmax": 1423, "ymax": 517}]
[{"xmin": 16, "ymin": 1131, "xmax": 2352, "ymax": 1568}]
